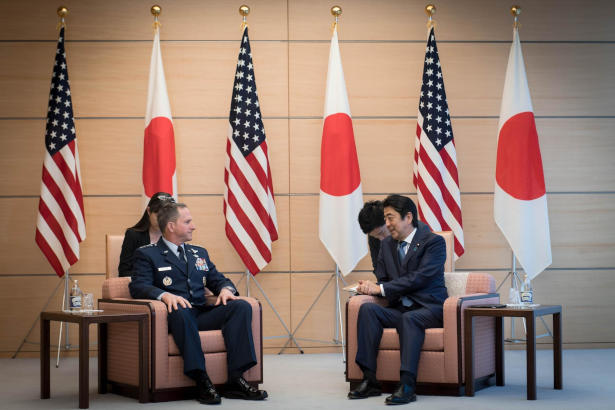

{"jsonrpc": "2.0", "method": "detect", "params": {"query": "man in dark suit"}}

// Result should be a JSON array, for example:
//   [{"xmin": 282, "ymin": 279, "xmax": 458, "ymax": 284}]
[
  {"xmin": 129, "ymin": 202, "xmax": 267, "ymax": 405},
  {"xmin": 358, "ymin": 200, "xmax": 390, "ymax": 272},
  {"xmin": 349, "ymin": 195, "xmax": 447, "ymax": 405}
]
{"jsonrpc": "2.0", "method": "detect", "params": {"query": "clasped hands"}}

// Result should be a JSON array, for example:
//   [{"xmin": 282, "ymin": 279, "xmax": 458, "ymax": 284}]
[
  {"xmin": 161, "ymin": 288, "xmax": 238, "ymax": 313},
  {"xmin": 356, "ymin": 280, "xmax": 381, "ymax": 296}
]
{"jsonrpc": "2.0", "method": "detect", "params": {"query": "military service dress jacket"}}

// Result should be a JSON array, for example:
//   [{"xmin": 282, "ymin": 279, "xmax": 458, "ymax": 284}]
[{"xmin": 129, "ymin": 237, "xmax": 236, "ymax": 306}]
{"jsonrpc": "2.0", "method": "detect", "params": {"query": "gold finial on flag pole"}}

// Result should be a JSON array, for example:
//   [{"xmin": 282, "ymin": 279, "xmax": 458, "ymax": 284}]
[
  {"xmin": 57, "ymin": 6, "xmax": 68, "ymax": 30},
  {"xmin": 511, "ymin": 5, "xmax": 521, "ymax": 29},
  {"xmin": 425, "ymin": 4, "xmax": 436, "ymax": 29},
  {"xmin": 331, "ymin": 5, "xmax": 342, "ymax": 31},
  {"xmin": 239, "ymin": 5, "xmax": 250, "ymax": 31},
  {"xmin": 151, "ymin": 5, "xmax": 162, "ymax": 29}
]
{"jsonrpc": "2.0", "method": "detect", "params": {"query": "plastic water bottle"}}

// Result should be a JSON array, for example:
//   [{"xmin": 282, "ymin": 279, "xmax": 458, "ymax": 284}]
[
  {"xmin": 70, "ymin": 280, "xmax": 83, "ymax": 311},
  {"xmin": 520, "ymin": 274, "xmax": 533, "ymax": 305}
]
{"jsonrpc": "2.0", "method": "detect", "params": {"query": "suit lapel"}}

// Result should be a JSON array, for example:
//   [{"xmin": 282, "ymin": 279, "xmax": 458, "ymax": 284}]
[{"xmin": 401, "ymin": 224, "xmax": 428, "ymax": 266}]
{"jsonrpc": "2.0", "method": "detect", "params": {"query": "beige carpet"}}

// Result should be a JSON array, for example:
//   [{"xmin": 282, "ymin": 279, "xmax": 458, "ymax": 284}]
[{"xmin": 2, "ymin": 349, "xmax": 614, "ymax": 409}]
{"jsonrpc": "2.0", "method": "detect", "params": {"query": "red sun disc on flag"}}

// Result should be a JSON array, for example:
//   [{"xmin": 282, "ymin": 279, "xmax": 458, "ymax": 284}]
[
  {"xmin": 320, "ymin": 113, "xmax": 361, "ymax": 196},
  {"xmin": 496, "ymin": 111, "xmax": 546, "ymax": 201}
]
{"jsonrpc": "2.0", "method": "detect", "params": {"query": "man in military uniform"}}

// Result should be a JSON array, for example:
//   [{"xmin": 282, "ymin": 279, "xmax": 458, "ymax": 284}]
[{"xmin": 129, "ymin": 202, "xmax": 267, "ymax": 405}]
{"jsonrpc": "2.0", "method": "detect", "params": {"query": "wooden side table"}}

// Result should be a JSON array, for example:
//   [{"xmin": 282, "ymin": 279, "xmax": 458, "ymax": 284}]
[
  {"xmin": 40, "ymin": 311, "xmax": 148, "ymax": 409},
  {"xmin": 464, "ymin": 304, "xmax": 562, "ymax": 400}
]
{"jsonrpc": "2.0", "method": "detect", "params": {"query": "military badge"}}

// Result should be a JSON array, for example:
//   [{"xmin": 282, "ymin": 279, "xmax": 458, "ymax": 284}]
[
  {"xmin": 162, "ymin": 276, "xmax": 172, "ymax": 286},
  {"xmin": 195, "ymin": 257, "xmax": 209, "ymax": 271}
]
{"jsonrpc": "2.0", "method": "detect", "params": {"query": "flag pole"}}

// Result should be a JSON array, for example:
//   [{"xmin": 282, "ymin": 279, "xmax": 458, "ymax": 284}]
[
  {"xmin": 281, "ymin": 6, "xmax": 352, "ymax": 359},
  {"xmin": 229, "ymin": 5, "xmax": 303, "ymax": 353},
  {"xmin": 57, "ymin": 270, "xmax": 73, "ymax": 367},
  {"xmin": 56, "ymin": 6, "xmax": 73, "ymax": 368},
  {"xmin": 495, "ymin": 5, "xmax": 553, "ymax": 343}
]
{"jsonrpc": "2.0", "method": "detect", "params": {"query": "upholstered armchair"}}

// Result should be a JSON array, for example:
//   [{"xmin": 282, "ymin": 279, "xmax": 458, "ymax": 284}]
[
  {"xmin": 345, "ymin": 232, "xmax": 499, "ymax": 395},
  {"xmin": 99, "ymin": 235, "xmax": 263, "ymax": 402}
]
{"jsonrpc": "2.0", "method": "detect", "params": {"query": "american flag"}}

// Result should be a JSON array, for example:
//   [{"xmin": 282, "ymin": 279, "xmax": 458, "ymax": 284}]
[
  {"xmin": 35, "ymin": 27, "xmax": 86, "ymax": 277},
  {"xmin": 224, "ymin": 28, "xmax": 278, "ymax": 275},
  {"xmin": 413, "ymin": 27, "xmax": 464, "ymax": 259}
]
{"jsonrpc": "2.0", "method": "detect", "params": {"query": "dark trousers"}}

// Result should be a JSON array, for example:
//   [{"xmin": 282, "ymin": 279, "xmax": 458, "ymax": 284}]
[
  {"xmin": 167, "ymin": 299, "xmax": 257, "ymax": 379},
  {"xmin": 355, "ymin": 302, "xmax": 443, "ymax": 379}
]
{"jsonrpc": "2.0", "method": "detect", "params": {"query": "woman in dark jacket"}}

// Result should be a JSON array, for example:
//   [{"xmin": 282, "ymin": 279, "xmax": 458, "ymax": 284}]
[{"xmin": 117, "ymin": 192, "xmax": 174, "ymax": 277}]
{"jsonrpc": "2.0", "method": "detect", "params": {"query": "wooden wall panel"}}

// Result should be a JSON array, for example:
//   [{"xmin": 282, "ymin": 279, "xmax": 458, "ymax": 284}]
[
  {"xmin": 291, "ymin": 194, "xmax": 615, "ymax": 273},
  {"xmin": 289, "ymin": 119, "xmax": 415, "ymax": 194},
  {"xmin": 244, "ymin": 273, "xmax": 292, "ymax": 349},
  {"xmin": 289, "ymin": 0, "xmax": 615, "ymax": 42},
  {"xmin": 290, "ymin": 42, "xmax": 615, "ymax": 117},
  {"xmin": 0, "ymin": 120, "xmax": 47, "ymax": 196},
  {"xmin": 1, "ymin": 0, "xmax": 615, "ymax": 354},
  {"xmin": 175, "ymin": 119, "xmax": 290, "ymax": 195},
  {"xmin": 0, "ymin": 195, "xmax": 290, "ymax": 275},
  {"xmin": 0, "ymin": 118, "xmax": 289, "ymax": 197},
  {"xmin": 5, "ymin": 116, "xmax": 611, "ymax": 198},
  {"xmin": 0, "ymin": 0, "xmax": 289, "ymax": 41},
  {"xmin": 182, "ymin": 195, "xmax": 290, "ymax": 273},
  {"xmin": 273, "ymin": 117, "xmax": 615, "ymax": 195},
  {"xmin": 0, "ymin": 275, "xmax": 104, "ymax": 353},
  {"xmin": 491, "ymin": 270, "xmax": 615, "ymax": 344},
  {"xmin": 76, "ymin": 120, "xmax": 143, "ymax": 195},
  {"xmin": 454, "ymin": 194, "xmax": 615, "ymax": 270},
  {"xmin": 0, "ymin": 41, "xmax": 288, "ymax": 118},
  {"xmin": 290, "ymin": 271, "xmax": 375, "ymax": 348},
  {"xmin": 289, "ymin": 42, "xmax": 423, "ymax": 117},
  {"xmin": 0, "ymin": 44, "xmax": 56, "ymax": 118}
]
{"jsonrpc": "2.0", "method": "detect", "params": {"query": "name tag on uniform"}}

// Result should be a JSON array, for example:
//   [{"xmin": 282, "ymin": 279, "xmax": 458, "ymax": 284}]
[{"xmin": 158, "ymin": 266, "xmax": 172, "ymax": 272}]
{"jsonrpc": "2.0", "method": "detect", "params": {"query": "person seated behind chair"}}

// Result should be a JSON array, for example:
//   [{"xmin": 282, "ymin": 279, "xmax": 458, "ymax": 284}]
[
  {"xmin": 349, "ymin": 195, "xmax": 447, "ymax": 405},
  {"xmin": 117, "ymin": 192, "xmax": 174, "ymax": 277},
  {"xmin": 358, "ymin": 200, "xmax": 390, "ymax": 272},
  {"xmin": 129, "ymin": 201, "xmax": 267, "ymax": 405}
]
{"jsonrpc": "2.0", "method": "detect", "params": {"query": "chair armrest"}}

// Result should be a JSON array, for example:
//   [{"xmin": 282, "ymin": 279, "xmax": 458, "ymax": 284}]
[
  {"xmin": 345, "ymin": 295, "xmax": 388, "ymax": 381},
  {"xmin": 442, "ymin": 293, "xmax": 500, "ymax": 383},
  {"xmin": 98, "ymin": 298, "xmax": 169, "ymax": 389}
]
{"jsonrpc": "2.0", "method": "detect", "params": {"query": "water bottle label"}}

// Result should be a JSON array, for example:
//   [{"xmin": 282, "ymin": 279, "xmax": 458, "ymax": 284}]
[
  {"xmin": 520, "ymin": 290, "xmax": 533, "ymax": 304},
  {"xmin": 71, "ymin": 296, "xmax": 82, "ymax": 309}
]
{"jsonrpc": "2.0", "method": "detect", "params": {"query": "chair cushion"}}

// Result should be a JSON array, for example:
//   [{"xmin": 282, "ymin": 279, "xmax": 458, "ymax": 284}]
[
  {"xmin": 379, "ymin": 327, "xmax": 443, "ymax": 352},
  {"xmin": 168, "ymin": 330, "xmax": 227, "ymax": 356}
]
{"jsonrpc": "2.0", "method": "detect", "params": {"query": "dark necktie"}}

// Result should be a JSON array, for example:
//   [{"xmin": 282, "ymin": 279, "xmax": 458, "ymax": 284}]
[
  {"xmin": 397, "ymin": 241, "xmax": 414, "ymax": 308},
  {"xmin": 177, "ymin": 245, "xmax": 188, "ymax": 273},
  {"xmin": 398, "ymin": 241, "xmax": 408, "ymax": 264}
]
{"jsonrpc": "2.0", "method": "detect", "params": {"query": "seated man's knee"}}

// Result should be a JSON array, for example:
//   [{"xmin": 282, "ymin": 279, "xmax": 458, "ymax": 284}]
[
  {"xmin": 358, "ymin": 302, "xmax": 379, "ymax": 319},
  {"xmin": 227, "ymin": 299, "xmax": 252, "ymax": 317},
  {"xmin": 168, "ymin": 305, "xmax": 193, "ymax": 321},
  {"xmin": 401, "ymin": 310, "xmax": 427, "ymax": 328}
]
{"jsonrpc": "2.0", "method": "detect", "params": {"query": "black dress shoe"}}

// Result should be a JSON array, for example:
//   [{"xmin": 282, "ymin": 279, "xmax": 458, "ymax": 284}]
[
  {"xmin": 222, "ymin": 376, "xmax": 268, "ymax": 400},
  {"xmin": 348, "ymin": 378, "xmax": 382, "ymax": 399},
  {"xmin": 197, "ymin": 377, "xmax": 221, "ymax": 405},
  {"xmin": 385, "ymin": 383, "xmax": 416, "ymax": 405}
]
